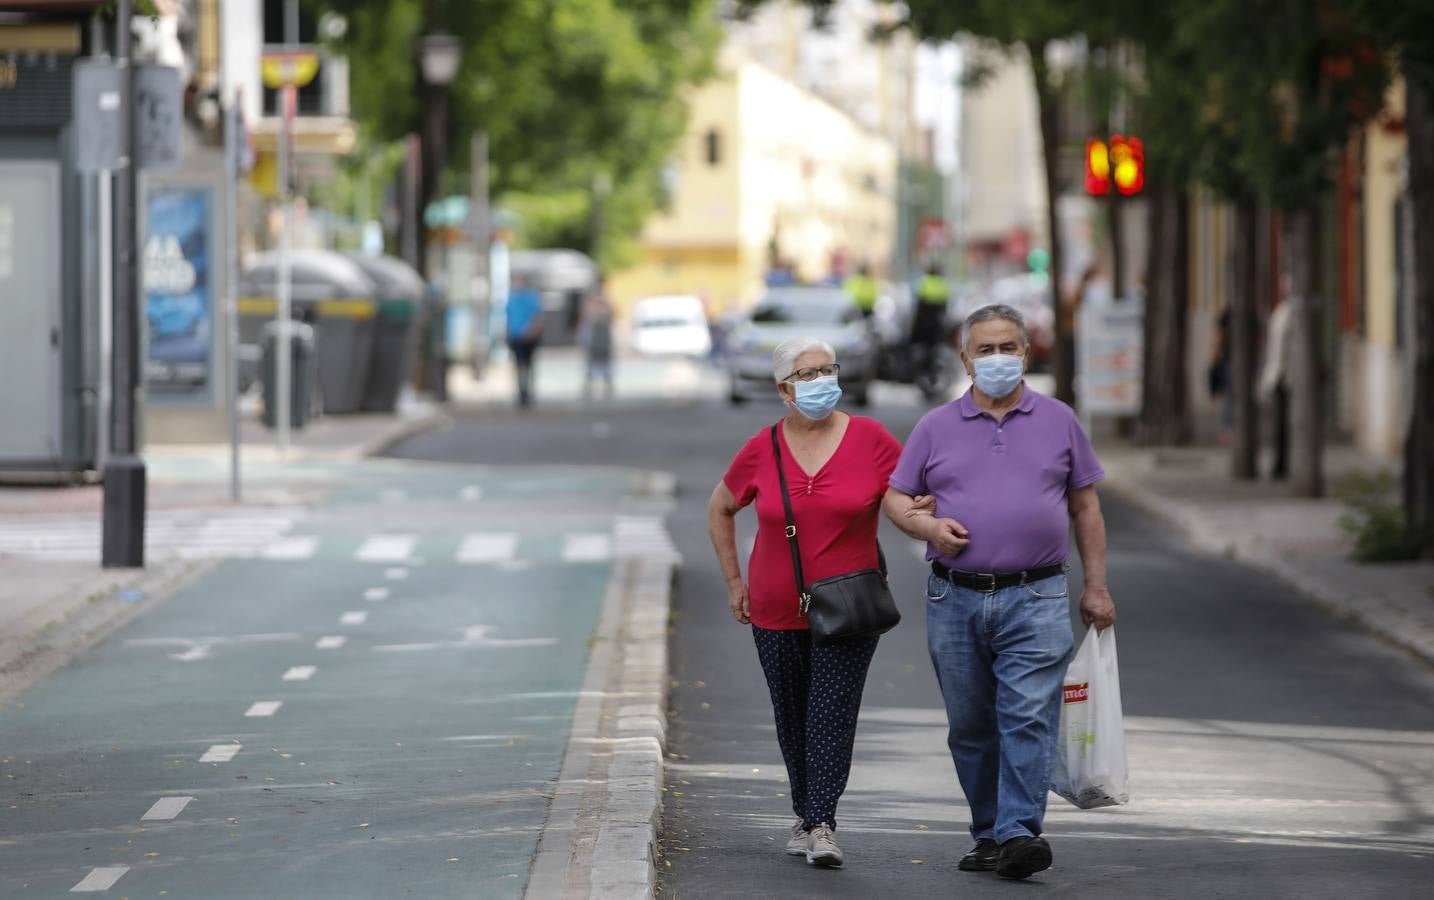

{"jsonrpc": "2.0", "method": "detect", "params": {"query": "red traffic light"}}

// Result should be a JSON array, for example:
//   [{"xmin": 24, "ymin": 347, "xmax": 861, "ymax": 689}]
[
  {"xmin": 1109, "ymin": 134, "xmax": 1144, "ymax": 195},
  {"xmin": 1086, "ymin": 135, "xmax": 1144, "ymax": 196},
  {"xmin": 1085, "ymin": 139, "xmax": 1110, "ymax": 196}
]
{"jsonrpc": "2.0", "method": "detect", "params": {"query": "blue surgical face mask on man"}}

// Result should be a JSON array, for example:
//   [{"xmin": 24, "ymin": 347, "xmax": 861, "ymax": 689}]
[
  {"xmin": 790, "ymin": 375, "xmax": 842, "ymax": 420},
  {"xmin": 971, "ymin": 354, "xmax": 1025, "ymax": 398}
]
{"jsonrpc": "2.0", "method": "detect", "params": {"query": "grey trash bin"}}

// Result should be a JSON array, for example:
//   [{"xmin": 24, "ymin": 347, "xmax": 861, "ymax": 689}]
[
  {"xmin": 261, "ymin": 321, "xmax": 318, "ymax": 430},
  {"xmin": 239, "ymin": 250, "xmax": 379, "ymax": 415},
  {"xmin": 344, "ymin": 254, "xmax": 426, "ymax": 413}
]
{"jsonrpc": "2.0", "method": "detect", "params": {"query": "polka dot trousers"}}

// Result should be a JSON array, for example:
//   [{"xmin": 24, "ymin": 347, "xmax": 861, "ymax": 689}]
[{"xmin": 751, "ymin": 625, "xmax": 879, "ymax": 830}]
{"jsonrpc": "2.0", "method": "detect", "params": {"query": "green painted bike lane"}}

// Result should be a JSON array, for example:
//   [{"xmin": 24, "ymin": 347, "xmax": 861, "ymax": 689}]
[{"xmin": 0, "ymin": 461, "xmax": 640, "ymax": 898}]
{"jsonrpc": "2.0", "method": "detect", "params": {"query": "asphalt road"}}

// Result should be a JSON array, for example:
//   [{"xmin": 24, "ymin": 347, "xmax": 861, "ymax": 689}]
[
  {"xmin": 0, "ymin": 458, "xmax": 635, "ymax": 898},
  {"xmin": 390, "ymin": 385, "xmax": 1434, "ymax": 900}
]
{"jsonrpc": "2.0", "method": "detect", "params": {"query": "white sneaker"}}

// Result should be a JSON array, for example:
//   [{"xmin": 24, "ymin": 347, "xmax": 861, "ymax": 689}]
[
  {"xmin": 805, "ymin": 823, "xmax": 844, "ymax": 867},
  {"xmin": 785, "ymin": 821, "xmax": 810, "ymax": 856}
]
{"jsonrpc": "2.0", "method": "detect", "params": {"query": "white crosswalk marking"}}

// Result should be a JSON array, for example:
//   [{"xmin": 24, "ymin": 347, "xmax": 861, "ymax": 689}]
[
  {"xmin": 199, "ymin": 744, "xmax": 242, "ymax": 763},
  {"xmin": 355, "ymin": 534, "xmax": 418, "ymax": 562},
  {"xmin": 0, "ymin": 508, "xmax": 303, "ymax": 563},
  {"xmin": 457, "ymin": 532, "xmax": 518, "ymax": 564},
  {"xmin": 261, "ymin": 535, "xmax": 319, "ymax": 560},
  {"xmin": 615, "ymin": 516, "xmax": 681, "ymax": 563},
  {"xmin": 340, "ymin": 611, "xmax": 368, "ymax": 626},
  {"xmin": 315, "ymin": 636, "xmax": 346, "ymax": 650},
  {"xmin": 282, "ymin": 666, "xmax": 317, "ymax": 681},
  {"xmin": 71, "ymin": 866, "xmax": 130, "ymax": 892},
  {"xmin": 459, "ymin": 485, "xmax": 483, "ymax": 502},
  {"xmin": 244, "ymin": 701, "xmax": 282, "ymax": 717},
  {"xmin": 141, "ymin": 796, "xmax": 194, "ymax": 820},
  {"xmin": 562, "ymin": 533, "xmax": 612, "ymax": 563},
  {"xmin": 364, "ymin": 587, "xmax": 390, "ymax": 602}
]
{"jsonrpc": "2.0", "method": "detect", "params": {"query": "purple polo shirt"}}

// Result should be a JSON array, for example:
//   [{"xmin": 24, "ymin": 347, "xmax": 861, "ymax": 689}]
[{"xmin": 889, "ymin": 386, "xmax": 1105, "ymax": 573}]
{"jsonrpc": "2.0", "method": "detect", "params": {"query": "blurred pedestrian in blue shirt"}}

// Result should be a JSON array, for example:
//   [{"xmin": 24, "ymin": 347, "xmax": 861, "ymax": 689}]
[{"xmin": 506, "ymin": 274, "xmax": 544, "ymax": 408}]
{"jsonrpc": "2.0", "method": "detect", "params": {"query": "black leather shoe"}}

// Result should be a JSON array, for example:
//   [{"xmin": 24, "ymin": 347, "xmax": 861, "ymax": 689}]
[
  {"xmin": 996, "ymin": 836, "xmax": 1053, "ymax": 879},
  {"xmin": 957, "ymin": 838, "xmax": 999, "ymax": 871}
]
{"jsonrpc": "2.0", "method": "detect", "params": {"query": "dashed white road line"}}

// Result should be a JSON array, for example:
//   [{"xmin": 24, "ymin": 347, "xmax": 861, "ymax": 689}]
[
  {"xmin": 356, "ymin": 534, "xmax": 418, "ymax": 563},
  {"xmin": 457, "ymin": 532, "xmax": 518, "ymax": 564},
  {"xmin": 199, "ymin": 744, "xmax": 242, "ymax": 763},
  {"xmin": 141, "ymin": 795, "xmax": 194, "ymax": 821},
  {"xmin": 385, "ymin": 567, "xmax": 409, "ymax": 580},
  {"xmin": 70, "ymin": 866, "xmax": 130, "ymax": 892},
  {"xmin": 260, "ymin": 536, "xmax": 319, "ymax": 560},
  {"xmin": 364, "ymin": 587, "xmax": 390, "ymax": 602},
  {"xmin": 244, "ymin": 701, "xmax": 283, "ymax": 717},
  {"xmin": 459, "ymin": 485, "xmax": 483, "ymax": 502},
  {"xmin": 339, "ymin": 611, "xmax": 368, "ymax": 626},
  {"xmin": 315, "ymin": 635, "xmax": 346, "ymax": 650},
  {"xmin": 282, "ymin": 666, "xmax": 317, "ymax": 681},
  {"xmin": 561, "ymin": 533, "xmax": 612, "ymax": 563}
]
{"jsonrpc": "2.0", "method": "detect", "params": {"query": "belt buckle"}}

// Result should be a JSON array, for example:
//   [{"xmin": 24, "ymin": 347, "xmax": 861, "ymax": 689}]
[{"xmin": 974, "ymin": 572, "xmax": 997, "ymax": 593}]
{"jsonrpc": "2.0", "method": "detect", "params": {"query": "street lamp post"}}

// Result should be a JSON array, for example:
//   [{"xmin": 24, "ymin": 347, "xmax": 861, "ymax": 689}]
[{"xmin": 418, "ymin": 33, "xmax": 461, "ymax": 402}]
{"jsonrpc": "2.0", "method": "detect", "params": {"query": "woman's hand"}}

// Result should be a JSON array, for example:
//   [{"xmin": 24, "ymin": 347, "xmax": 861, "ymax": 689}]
[
  {"xmin": 727, "ymin": 579, "xmax": 751, "ymax": 625},
  {"xmin": 905, "ymin": 494, "xmax": 937, "ymax": 518}
]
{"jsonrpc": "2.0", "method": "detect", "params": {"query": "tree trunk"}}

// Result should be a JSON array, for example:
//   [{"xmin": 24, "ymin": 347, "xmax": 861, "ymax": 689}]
[
  {"xmin": 1404, "ymin": 65, "xmax": 1434, "ymax": 557},
  {"xmin": 1137, "ymin": 180, "xmax": 1192, "ymax": 445},
  {"xmin": 1229, "ymin": 199, "xmax": 1260, "ymax": 478},
  {"xmin": 1283, "ymin": 205, "xmax": 1325, "ymax": 498},
  {"xmin": 1029, "ymin": 43, "xmax": 1075, "ymax": 405}
]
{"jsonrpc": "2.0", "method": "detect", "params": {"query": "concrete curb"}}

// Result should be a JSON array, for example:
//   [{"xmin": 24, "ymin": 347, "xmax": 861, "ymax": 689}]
[
  {"xmin": 1102, "ymin": 477, "xmax": 1434, "ymax": 666},
  {"xmin": 525, "ymin": 472, "xmax": 678, "ymax": 900}
]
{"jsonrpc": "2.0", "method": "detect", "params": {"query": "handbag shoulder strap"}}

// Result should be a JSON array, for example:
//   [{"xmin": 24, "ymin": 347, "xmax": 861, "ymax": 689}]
[{"xmin": 769, "ymin": 424, "xmax": 809, "ymax": 606}]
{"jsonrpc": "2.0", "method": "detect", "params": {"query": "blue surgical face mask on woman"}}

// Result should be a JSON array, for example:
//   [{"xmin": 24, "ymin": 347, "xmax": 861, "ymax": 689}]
[
  {"xmin": 789, "ymin": 375, "xmax": 842, "ymax": 420},
  {"xmin": 971, "ymin": 354, "xmax": 1025, "ymax": 398}
]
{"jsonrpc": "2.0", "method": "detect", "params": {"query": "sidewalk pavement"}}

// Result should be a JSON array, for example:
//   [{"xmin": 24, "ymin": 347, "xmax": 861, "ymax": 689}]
[
  {"xmin": 1099, "ymin": 441, "xmax": 1434, "ymax": 666},
  {"xmin": 448, "ymin": 347, "xmax": 719, "ymax": 409}
]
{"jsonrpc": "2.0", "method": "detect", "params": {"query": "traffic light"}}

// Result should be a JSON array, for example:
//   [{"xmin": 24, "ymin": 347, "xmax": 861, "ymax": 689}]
[
  {"xmin": 1085, "ymin": 138, "xmax": 1110, "ymax": 196},
  {"xmin": 1086, "ymin": 135, "xmax": 1144, "ymax": 196},
  {"xmin": 1109, "ymin": 134, "xmax": 1144, "ymax": 196}
]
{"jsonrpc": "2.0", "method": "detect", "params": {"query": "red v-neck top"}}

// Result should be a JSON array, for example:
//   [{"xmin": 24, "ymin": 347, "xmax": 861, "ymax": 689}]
[{"xmin": 723, "ymin": 415, "xmax": 903, "ymax": 630}]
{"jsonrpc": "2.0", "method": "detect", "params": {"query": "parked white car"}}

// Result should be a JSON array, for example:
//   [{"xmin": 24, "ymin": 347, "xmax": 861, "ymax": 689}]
[{"xmin": 630, "ymin": 295, "xmax": 712, "ymax": 358}]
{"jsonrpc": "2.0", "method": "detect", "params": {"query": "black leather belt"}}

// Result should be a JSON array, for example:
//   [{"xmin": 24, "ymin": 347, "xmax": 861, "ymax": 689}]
[{"xmin": 931, "ymin": 560, "xmax": 1066, "ymax": 592}]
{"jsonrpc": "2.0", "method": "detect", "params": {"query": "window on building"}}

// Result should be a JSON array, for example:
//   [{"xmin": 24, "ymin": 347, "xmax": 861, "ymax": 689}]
[{"xmin": 705, "ymin": 129, "xmax": 721, "ymax": 166}]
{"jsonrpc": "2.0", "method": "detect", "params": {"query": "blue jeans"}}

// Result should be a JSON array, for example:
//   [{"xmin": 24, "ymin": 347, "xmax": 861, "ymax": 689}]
[{"xmin": 925, "ymin": 571, "xmax": 1074, "ymax": 844}]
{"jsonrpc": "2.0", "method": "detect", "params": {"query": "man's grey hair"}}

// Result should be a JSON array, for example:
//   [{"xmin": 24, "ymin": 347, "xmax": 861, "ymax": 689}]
[
  {"xmin": 962, "ymin": 304, "xmax": 1028, "ymax": 353},
  {"xmin": 772, "ymin": 337, "xmax": 836, "ymax": 382}
]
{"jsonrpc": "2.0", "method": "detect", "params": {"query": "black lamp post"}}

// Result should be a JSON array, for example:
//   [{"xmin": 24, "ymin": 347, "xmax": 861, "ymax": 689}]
[{"xmin": 416, "ymin": 33, "xmax": 461, "ymax": 401}]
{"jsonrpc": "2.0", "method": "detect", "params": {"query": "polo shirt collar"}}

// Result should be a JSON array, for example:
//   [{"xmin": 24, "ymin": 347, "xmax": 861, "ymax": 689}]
[{"xmin": 958, "ymin": 383, "xmax": 1036, "ymax": 418}]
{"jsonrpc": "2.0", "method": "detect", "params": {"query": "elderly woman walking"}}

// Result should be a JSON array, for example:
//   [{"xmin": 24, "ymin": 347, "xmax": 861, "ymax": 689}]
[{"xmin": 707, "ymin": 336, "xmax": 904, "ymax": 868}]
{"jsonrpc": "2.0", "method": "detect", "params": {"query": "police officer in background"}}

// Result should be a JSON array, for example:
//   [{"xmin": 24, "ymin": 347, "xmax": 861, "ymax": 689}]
[
  {"xmin": 844, "ymin": 263, "xmax": 879, "ymax": 319},
  {"xmin": 912, "ymin": 263, "xmax": 951, "ymax": 376}
]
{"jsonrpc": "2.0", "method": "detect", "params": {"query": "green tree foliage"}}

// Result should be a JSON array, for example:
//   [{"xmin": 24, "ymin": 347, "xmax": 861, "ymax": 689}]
[{"xmin": 324, "ymin": 0, "xmax": 720, "ymax": 269}]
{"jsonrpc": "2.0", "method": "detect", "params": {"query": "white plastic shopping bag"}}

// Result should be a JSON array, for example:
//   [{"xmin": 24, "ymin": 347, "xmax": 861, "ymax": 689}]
[{"xmin": 1051, "ymin": 625, "xmax": 1130, "ymax": 809}]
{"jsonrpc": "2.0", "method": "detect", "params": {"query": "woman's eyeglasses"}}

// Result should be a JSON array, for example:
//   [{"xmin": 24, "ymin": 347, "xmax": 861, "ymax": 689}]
[{"xmin": 784, "ymin": 363, "xmax": 841, "ymax": 383}]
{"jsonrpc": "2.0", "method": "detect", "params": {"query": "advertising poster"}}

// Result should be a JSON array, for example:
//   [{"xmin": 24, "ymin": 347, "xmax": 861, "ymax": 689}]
[{"xmin": 144, "ymin": 186, "xmax": 213, "ymax": 399}]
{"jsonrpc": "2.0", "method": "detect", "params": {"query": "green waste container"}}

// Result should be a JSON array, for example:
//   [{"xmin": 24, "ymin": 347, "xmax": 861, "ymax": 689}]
[
  {"xmin": 344, "ymin": 254, "xmax": 426, "ymax": 413},
  {"xmin": 239, "ymin": 250, "xmax": 380, "ymax": 415}
]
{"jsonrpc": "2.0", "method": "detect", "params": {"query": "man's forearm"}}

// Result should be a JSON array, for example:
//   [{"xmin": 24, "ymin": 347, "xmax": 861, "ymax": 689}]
[{"xmin": 1072, "ymin": 506, "xmax": 1108, "ymax": 588}]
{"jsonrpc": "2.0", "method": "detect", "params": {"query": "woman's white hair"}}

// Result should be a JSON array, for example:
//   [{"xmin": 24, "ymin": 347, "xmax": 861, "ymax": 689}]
[{"xmin": 772, "ymin": 337, "xmax": 837, "ymax": 383}]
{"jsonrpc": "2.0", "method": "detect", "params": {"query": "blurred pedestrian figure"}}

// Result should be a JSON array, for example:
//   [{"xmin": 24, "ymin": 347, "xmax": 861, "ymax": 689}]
[
  {"xmin": 579, "ymin": 282, "xmax": 615, "ymax": 401},
  {"xmin": 707, "ymin": 337, "xmax": 904, "ymax": 870},
  {"xmin": 1209, "ymin": 308, "xmax": 1233, "ymax": 444},
  {"xmin": 1259, "ymin": 280, "xmax": 1296, "ymax": 480},
  {"xmin": 843, "ymin": 263, "xmax": 879, "ymax": 320},
  {"xmin": 912, "ymin": 263, "xmax": 952, "ymax": 377},
  {"xmin": 883, "ymin": 304, "xmax": 1116, "ymax": 881},
  {"xmin": 506, "ymin": 273, "xmax": 544, "ymax": 409}
]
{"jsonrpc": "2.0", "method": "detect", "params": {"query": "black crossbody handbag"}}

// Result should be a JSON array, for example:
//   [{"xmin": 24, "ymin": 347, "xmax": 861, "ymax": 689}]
[{"xmin": 770, "ymin": 424, "xmax": 901, "ymax": 645}]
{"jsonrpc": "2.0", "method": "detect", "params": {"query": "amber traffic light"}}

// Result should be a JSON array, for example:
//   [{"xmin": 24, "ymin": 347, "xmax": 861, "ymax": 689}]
[{"xmin": 1086, "ymin": 135, "xmax": 1143, "ymax": 196}]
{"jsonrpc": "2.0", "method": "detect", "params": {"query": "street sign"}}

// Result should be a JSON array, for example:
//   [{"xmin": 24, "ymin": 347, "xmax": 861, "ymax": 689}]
[
  {"xmin": 1077, "ymin": 298, "xmax": 1144, "ymax": 417},
  {"xmin": 135, "ymin": 65, "xmax": 183, "ymax": 172},
  {"xmin": 261, "ymin": 49, "xmax": 320, "ymax": 89},
  {"xmin": 72, "ymin": 59, "xmax": 122, "ymax": 173}
]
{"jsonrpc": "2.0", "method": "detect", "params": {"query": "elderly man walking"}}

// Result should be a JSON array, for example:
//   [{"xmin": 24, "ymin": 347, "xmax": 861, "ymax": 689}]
[{"xmin": 884, "ymin": 304, "xmax": 1116, "ymax": 880}]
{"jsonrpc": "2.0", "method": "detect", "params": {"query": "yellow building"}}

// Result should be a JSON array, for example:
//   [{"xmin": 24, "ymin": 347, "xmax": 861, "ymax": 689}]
[{"xmin": 609, "ymin": 47, "xmax": 898, "ymax": 319}]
